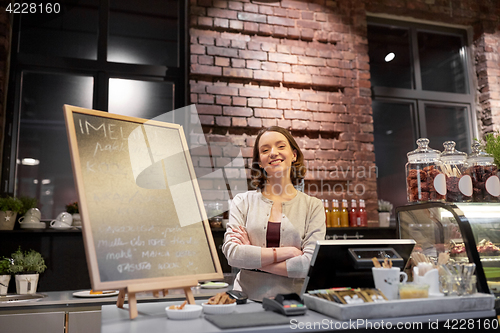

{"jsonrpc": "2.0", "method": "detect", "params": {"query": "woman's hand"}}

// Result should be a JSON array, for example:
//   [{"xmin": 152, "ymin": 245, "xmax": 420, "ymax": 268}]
[{"xmin": 229, "ymin": 225, "xmax": 250, "ymax": 245}]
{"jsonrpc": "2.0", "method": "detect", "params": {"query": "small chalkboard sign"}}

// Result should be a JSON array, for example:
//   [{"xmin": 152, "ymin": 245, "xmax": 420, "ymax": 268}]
[{"xmin": 64, "ymin": 105, "xmax": 223, "ymax": 318}]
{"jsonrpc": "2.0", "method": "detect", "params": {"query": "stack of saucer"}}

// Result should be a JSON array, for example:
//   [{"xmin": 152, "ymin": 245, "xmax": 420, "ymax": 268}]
[{"xmin": 20, "ymin": 222, "xmax": 46, "ymax": 229}]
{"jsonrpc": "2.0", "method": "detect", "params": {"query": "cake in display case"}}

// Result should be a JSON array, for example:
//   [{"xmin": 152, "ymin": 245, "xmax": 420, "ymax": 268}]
[{"xmin": 396, "ymin": 202, "xmax": 500, "ymax": 306}]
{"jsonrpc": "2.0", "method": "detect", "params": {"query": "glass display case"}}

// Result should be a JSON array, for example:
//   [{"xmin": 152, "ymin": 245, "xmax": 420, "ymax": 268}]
[{"xmin": 396, "ymin": 202, "xmax": 500, "ymax": 303}]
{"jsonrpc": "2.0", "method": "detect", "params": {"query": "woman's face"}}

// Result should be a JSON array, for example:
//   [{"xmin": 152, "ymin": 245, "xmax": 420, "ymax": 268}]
[{"xmin": 258, "ymin": 131, "xmax": 297, "ymax": 180}]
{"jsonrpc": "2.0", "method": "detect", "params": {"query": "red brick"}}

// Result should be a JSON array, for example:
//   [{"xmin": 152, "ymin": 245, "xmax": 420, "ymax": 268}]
[
  {"xmin": 283, "ymin": 73, "xmax": 312, "ymax": 84},
  {"xmin": 301, "ymin": 11, "xmax": 314, "ymax": 20},
  {"xmin": 216, "ymin": 95, "xmax": 232, "ymax": 105},
  {"xmin": 269, "ymin": 53, "xmax": 298, "ymax": 64},
  {"xmin": 190, "ymin": 93, "xmax": 198, "ymax": 104},
  {"xmin": 287, "ymin": 9, "xmax": 300, "ymax": 19},
  {"xmin": 248, "ymin": 98, "xmax": 262, "ymax": 107},
  {"xmin": 207, "ymin": 46, "xmax": 238, "ymax": 57},
  {"xmin": 223, "ymin": 68, "xmax": 253, "ymax": 79},
  {"xmin": 207, "ymin": 8, "xmax": 237, "ymax": 19},
  {"xmin": 214, "ymin": 18, "xmax": 229, "ymax": 28},
  {"xmin": 277, "ymin": 63, "xmax": 292, "ymax": 72},
  {"xmin": 273, "ymin": 25, "xmax": 287, "ymax": 37},
  {"xmin": 262, "ymin": 99, "xmax": 277, "ymax": 108},
  {"xmin": 232, "ymin": 97, "xmax": 247, "ymax": 106},
  {"xmin": 198, "ymin": 17, "xmax": 213, "ymax": 27},
  {"xmin": 198, "ymin": 36, "xmax": 215, "ymax": 45},
  {"xmin": 191, "ymin": 64, "xmax": 222, "ymax": 76},
  {"xmin": 223, "ymin": 106, "xmax": 253, "ymax": 116},
  {"xmin": 197, "ymin": 104, "xmax": 222, "ymax": 115},
  {"xmin": 239, "ymin": 50, "xmax": 268, "ymax": 61},
  {"xmin": 215, "ymin": 57, "xmax": 230, "ymax": 67},
  {"xmin": 259, "ymin": 5, "xmax": 274, "ymax": 15},
  {"xmin": 270, "ymin": 89, "xmax": 300, "ymax": 100},
  {"xmin": 267, "ymin": 16, "xmax": 295, "ymax": 27},
  {"xmin": 287, "ymin": 27, "xmax": 300, "ymax": 39},
  {"xmin": 278, "ymin": 99, "xmax": 292, "ymax": 109},
  {"xmin": 239, "ymin": 87, "xmax": 269, "ymax": 98},
  {"xmin": 215, "ymin": 116, "xmax": 231, "ymax": 127},
  {"xmin": 198, "ymin": 94, "xmax": 214, "ymax": 104},
  {"xmin": 255, "ymin": 108, "xmax": 283, "ymax": 118},
  {"xmin": 262, "ymin": 118, "xmax": 278, "ymax": 127},
  {"xmin": 259, "ymin": 24, "xmax": 273, "ymax": 36},
  {"xmin": 300, "ymin": 92, "xmax": 327, "ymax": 103},
  {"xmin": 278, "ymin": 119, "xmax": 292, "ymax": 128},
  {"xmin": 243, "ymin": 22, "xmax": 259, "ymax": 34},
  {"xmin": 190, "ymin": 81, "xmax": 207, "ymax": 93},
  {"xmin": 284, "ymin": 110, "xmax": 312, "ymax": 120},
  {"xmin": 261, "ymin": 62, "xmax": 278, "ymax": 71},
  {"xmin": 198, "ymin": 55, "xmax": 214, "ymax": 65},
  {"xmin": 291, "ymin": 100, "xmax": 306, "ymax": 110},
  {"xmin": 247, "ymin": 117, "xmax": 263, "ymax": 127},
  {"xmin": 280, "ymin": 0, "xmax": 308, "ymax": 10},
  {"xmin": 312, "ymin": 76, "xmax": 342, "ymax": 86},
  {"xmin": 231, "ymin": 39, "xmax": 246, "ymax": 49},
  {"xmin": 229, "ymin": 20, "xmax": 243, "ymax": 30},
  {"xmin": 237, "ymin": 12, "xmax": 267, "ymax": 23},
  {"xmin": 215, "ymin": 38, "xmax": 231, "ymax": 47},
  {"xmin": 191, "ymin": 45, "xmax": 206, "ymax": 55},
  {"xmin": 301, "ymin": 28, "xmax": 315, "ymax": 41},
  {"xmin": 228, "ymin": 1, "xmax": 242, "ymax": 11},
  {"xmin": 231, "ymin": 58, "xmax": 246, "ymax": 68},
  {"xmin": 199, "ymin": 115, "xmax": 215, "ymax": 125},
  {"xmin": 273, "ymin": 7, "xmax": 287, "ymax": 17},
  {"xmin": 254, "ymin": 70, "xmax": 282, "ymax": 82},
  {"xmin": 207, "ymin": 85, "xmax": 238, "ymax": 96}
]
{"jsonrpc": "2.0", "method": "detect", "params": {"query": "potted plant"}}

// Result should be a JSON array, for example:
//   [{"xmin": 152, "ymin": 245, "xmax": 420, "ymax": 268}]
[
  {"xmin": 66, "ymin": 201, "xmax": 81, "ymax": 226},
  {"xmin": 0, "ymin": 196, "xmax": 23, "ymax": 230},
  {"xmin": 378, "ymin": 199, "xmax": 393, "ymax": 227},
  {"xmin": 481, "ymin": 132, "xmax": 500, "ymax": 168},
  {"xmin": 10, "ymin": 247, "xmax": 47, "ymax": 294},
  {"xmin": 18, "ymin": 196, "xmax": 38, "ymax": 217},
  {"xmin": 0, "ymin": 257, "xmax": 12, "ymax": 295}
]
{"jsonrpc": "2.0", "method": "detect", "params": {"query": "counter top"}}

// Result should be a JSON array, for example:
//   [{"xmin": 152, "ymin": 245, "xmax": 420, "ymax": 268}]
[
  {"xmin": 0, "ymin": 286, "xmax": 226, "ymax": 310},
  {"xmin": 101, "ymin": 298, "xmax": 497, "ymax": 333}
]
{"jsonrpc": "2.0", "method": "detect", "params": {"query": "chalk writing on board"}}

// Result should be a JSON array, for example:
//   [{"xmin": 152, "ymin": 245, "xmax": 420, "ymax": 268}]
[{"xmin": 70, "ymin": 112, "xmax": 217, "ymax": 282}]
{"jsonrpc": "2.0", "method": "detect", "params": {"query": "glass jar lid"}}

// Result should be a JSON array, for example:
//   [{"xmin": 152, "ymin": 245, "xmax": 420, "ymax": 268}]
[
  {"xmin": 407, "ymin": 138, "xmax": 440, "ymax": 163},
  {"xmin": 440, "ymin": 141, "xmax": 467, "ymax": 163},
  {"xmin": 468, "ymin": 141, "xmax": 494, "ymax": 164}
]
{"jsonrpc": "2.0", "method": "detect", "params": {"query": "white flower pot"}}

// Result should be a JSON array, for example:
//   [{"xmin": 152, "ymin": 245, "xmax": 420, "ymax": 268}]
[
  {"xmin": 378, "ymin": 212, "xmax": 391, "ymax": 227},
  {"xmin": 0, "ymin": 275, "xmax": 10, "ymax": 295},
  {"xmin": 72, "ymin": 213, "xmax": 81, "ymax": 226},
  {"xmin": 15, "ymin": 274, "xmax": 39, "ymax": 294},
  {"xmin": 0, "ymin": 211, "xmax": 18, "ymax": 230}
]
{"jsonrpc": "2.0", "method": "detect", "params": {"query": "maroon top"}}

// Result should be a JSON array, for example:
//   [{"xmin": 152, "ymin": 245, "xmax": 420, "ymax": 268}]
[{"xmin": 266, "ymin": 222, "xmax": 281, "ymax": 248}]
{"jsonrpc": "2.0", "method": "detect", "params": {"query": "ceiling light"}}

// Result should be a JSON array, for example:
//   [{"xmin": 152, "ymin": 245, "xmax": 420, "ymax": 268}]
[
  {"xmin": 21, "ymin": 158, "xmax": 40, "ymax": 166},
  {"xmin": 385, "ymin": 52, "xmax": 395, "ymax": 62}
]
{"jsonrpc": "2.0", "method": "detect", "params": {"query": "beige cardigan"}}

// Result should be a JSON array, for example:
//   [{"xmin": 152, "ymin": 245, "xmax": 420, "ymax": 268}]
[{"xmin": 222, "ymin": 190, "xmax": 326, "ymax": 301}]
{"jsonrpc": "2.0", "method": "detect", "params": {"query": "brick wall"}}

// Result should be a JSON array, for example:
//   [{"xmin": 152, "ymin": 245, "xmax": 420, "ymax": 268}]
[
  {"xmin": 189, "ymin": 0, "xmax": 378, "ymax": 219},
  {"xmin": 189, "ymin": 0, "xmax": 500, "ymax": 222}
]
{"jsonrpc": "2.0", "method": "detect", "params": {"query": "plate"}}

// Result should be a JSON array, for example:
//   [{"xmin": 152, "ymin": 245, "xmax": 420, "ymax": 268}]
[
  {"xmin": 51, "ymin": 225, "xmax": 73, "ymax": 230},
  {"xmin": 72, "ymin": 290, "xmax": 119, "ymax": 298},
  {"xmin": 200, "ymin": 282, "xmax": 228, "ymax": 289},
  {"xmin": 166, "ymin": 304, "xmax": 203, "ymax": 320},
  {"xmin": 20, "ymin": 223, "xmax": 46, "ymax": 229}
]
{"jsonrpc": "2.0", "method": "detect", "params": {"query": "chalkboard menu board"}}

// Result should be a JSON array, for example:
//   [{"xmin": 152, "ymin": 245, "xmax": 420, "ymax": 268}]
[{"xmin": 64, "ymin": 105, "xmax": 223, "ymax": 290}]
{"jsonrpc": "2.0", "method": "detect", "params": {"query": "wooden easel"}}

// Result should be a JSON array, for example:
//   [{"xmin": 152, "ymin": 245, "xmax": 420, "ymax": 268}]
[{"xmin": 116, "ymin": 279, "xmax": 199, "ymax": 319}]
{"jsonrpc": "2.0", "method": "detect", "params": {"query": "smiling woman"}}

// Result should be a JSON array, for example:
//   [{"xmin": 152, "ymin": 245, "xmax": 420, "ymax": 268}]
[{"xmin": 222, "ymin": 126, "xmax": 326, "ymax": 301}]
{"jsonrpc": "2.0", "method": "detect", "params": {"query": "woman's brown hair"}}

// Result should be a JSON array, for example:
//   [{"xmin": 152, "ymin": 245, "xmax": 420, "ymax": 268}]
[{"xmin": 251, "ymin": 126, "xmax": 306, "ymax": 189}]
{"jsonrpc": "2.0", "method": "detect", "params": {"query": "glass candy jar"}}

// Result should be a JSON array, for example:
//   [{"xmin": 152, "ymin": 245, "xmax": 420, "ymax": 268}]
[
  {"xmin": 466, "ymin": 142, "xmax": 500, "ymax": 202},
  {"xmin": 406, "ymin": 138, "xmax": 446, "ymax": 202},
  {"xmin": 440, "ymin": 141, "xmax": 472, "ymax": 202}
]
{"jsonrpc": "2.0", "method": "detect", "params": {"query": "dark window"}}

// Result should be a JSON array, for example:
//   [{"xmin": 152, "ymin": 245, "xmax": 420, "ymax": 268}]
[
  {"xmin": 368, "ymin": 18, "xmax": 475, "ymax": 209},
  {"xmin": 3, "ymin": 0, "xmax": 187, "ymax": 219}
]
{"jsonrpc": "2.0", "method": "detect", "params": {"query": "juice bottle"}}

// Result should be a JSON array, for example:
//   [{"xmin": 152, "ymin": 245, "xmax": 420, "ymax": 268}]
[
  {"xmin": 323, "ymin": 199, "xmax": 330, "ymax": 227},
  {"xmin": 358, "ymin": 199, "xmax": 368, "ymax": 227},
  {"xmin": 340, "ymin": 199, "xmax": 349, "ymax": 227},
  {"xmin": 349, "ymin": 199, "xmax": 358, "ymax": 227},
  {"xmin": 331, "ymin": 199, "xmax": 340, "ymax": 227}
]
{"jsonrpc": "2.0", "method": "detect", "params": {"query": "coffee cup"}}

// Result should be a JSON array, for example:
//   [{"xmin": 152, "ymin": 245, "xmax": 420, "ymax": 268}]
[
  {"xmin": 55, "ymin": 212, "xmax": 73, "ymax": 226},
  {"xmin": 50, "ymin": 220, "xmax": 71, "ymax": 228},
  {"xmin": 24, "ymin": 208, "xmax": 41, "ymax": 220},
  {"xmin": 372, "ymin": 267, "xmax": 408, "ymax": 300},
  {"xmin": 19, "ymin": 215, "xmax": 41, "ymax": 224}
]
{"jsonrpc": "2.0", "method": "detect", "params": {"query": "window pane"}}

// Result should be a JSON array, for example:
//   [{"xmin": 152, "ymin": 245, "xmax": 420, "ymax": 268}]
[
  {"xmin": 425, "ymin": 104, "xmax": 470, "ymax": 153},
  {"xmin": 108, "ymin": 79, "xmax": 174, "ymax": 119},
  {"xmin": 108, "ymin": 0, "xmax": 178, "ymax": 66},
  {"xmin": 17, "ymin": 73, "xmax": 94, "ymax": 218},
  {"xmin": 373, "ymin": 101, "xmax": 415, "ymax": 209},
  {"xmin": 19, "ymin": 0, "xmax": 98, "ymax": 60},
  {"xmin": 418, "ymin": 32, "xmax": 467, "ymax": 93},
  {"xmin": 368, "ymin": 25, "xmax": 412, "ymax": 89}
]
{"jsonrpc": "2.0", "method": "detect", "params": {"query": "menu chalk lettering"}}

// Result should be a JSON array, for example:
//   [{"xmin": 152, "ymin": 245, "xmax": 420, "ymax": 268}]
[{"xmin": 64, "ymin": 105, "xmax": 223, "ymax": 291}]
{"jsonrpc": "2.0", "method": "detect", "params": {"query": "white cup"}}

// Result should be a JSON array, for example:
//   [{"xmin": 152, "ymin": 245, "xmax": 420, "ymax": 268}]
[
  {"xmin": 372, "ymin": 267, "xmax": 408, "ymax": 300},
  {"xmin": 50, "ymin": 212, "xmax": 73, "ymax": 227},
  {"xmin": 24, "ymin": 208, "xmax": 41, "ymax": 220},
  {"xmin": 19, "ymin": 215, "xmax": 41, "ymax": 224}
]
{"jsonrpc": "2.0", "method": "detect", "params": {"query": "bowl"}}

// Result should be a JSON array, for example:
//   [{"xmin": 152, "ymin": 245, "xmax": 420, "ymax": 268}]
[
  {"xmin": 165, "ymin": 304, "xmax": 202, "ymax": 320},
  {"xmin": 202, "ymin": 302, "xmax": 236, "ymax": 314},
  {"xmin": 398, "ymin": 283, "xmax": 429, "ymax": 299}
]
